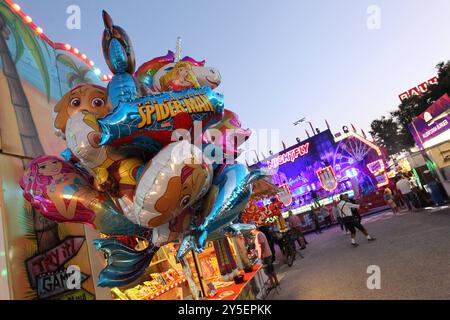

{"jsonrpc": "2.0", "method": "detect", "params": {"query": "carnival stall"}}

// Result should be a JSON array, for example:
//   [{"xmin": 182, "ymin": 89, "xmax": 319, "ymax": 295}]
[
  {"xmin": 408, "ymin": 93, "xmax": 450, "ymax": 203},
  {"xmin": 13, "ymin": 9, "xmax": 268, "ymax": 300},
  {"xmin": 251, "ymin": 129, "xmax": 391, "ymax": 232}
]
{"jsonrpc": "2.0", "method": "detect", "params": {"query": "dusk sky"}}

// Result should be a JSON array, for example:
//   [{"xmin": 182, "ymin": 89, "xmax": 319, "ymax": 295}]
[{"xmin": 15, "ymin": 0, "xmax": 450, "ymax": 155}]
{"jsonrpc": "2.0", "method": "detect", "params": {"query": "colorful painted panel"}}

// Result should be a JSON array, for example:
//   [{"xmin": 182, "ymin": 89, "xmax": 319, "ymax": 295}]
[{"xmin": 0, "ymin": 2, "xmax": 104, "ymax": 299}]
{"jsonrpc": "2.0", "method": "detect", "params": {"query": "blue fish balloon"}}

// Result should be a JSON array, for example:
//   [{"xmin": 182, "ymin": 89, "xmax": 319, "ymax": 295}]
[{"xmin": 176, "ymin": 164, "xmax": 264, "ymax": 260}]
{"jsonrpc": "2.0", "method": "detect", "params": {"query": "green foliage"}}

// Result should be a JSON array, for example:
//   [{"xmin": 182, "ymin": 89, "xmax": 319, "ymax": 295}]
[
  {"xmin": 370, "ymin": 61, "xmax": 450, "ymax": 155},
  {"xmin": 57, "ymin": 53, "xmax": 93, "ymax": 87},
  {"xmin": 0, "ymin": 2, "xmax": 51, "ymax": 100}
]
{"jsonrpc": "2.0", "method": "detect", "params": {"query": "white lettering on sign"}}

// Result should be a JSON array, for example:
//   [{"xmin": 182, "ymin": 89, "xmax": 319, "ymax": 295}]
[{"xmin": 399, "ymin": 77, "xmax": 438, "ymax": 102}]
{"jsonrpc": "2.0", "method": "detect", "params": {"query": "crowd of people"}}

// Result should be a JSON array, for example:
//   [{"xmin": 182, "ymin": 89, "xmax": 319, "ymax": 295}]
[{"xmin": 249, "ymin": 173, "xmax": 448, "ymax": 290}]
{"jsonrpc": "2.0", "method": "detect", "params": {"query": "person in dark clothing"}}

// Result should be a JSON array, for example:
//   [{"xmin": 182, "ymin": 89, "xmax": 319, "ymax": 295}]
[
  {"xmin": 257, "ymin": 225, "xmax": 277, "ymax": 262},
  {"xmin": 345, "ymin": 194, "xmax": 362, "ymax": 223},
  {"xmin": 338, "ymin": 194, "xmax": 376, "ymax": 247},
  {"xmin": 321, "ymin": 205, "xmax": 332, "ymax": 228},
  {"xmin": 309, "ymin": 209, "xmax": 322, "ymax": 234}
]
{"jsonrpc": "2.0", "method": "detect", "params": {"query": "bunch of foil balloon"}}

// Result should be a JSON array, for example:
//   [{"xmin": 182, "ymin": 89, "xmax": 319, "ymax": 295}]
[{"xmin": 19, "ymin": 11, "xmax": 264, "ymax": 288}]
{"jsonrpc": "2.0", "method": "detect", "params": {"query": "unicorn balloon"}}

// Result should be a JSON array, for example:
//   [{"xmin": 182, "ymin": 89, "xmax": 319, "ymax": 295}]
[
  {"xmin": 19, "ymin": 11, "xmax": 266, "ymax": 289},
  {"xmin": 135, "ymin": 51, "xmax": 222, "ymax": 94}
]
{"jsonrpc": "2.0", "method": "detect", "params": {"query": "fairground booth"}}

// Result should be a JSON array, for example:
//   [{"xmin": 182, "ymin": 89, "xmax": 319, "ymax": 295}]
[
  {"xmin": 404, "ymin": 93, "xmax": 450, "ymax": 205},
  {"xmin": 247, "ymin": 128, "xmax": 392, "ymax": 231},
  {"xmin": 0, "ymin": 1, "xmax": 268, "ymax": 300}
]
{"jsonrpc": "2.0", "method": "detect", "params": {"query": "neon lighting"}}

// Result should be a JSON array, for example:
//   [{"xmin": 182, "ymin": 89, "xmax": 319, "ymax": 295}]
[
  {"xmin": 344, "ymin": 168, "xmax": 358, "ymax": 178},
  {"xmin": 276, "ymin": 183, "xmax": 292, "ymax": 206},
  {"xmin": 267, "ymin": 142, "xmax": 310, "ymax": 169},
  {"xmin": 348, "ymin": 132, "xmax": 382, "ymax": 156},
  {"xmin": 367, "ymin": 159, "xmax": 389, "ymax": 188},
  {"xmin": 11, "ymin": 3, "xmax": 20, "ymax": 11},
  {"xmin": 316, "ymin": 166, "xmax": 338, "ymax": 191},
  {"xmin": 412, "ymin": 168, "xmax": 423, "ymax": 189},
  {"xmin": 281, "ymin": 190, "xmax": 355, "ymax": 218},
  {"xmin": 376, "ymin": 173, "xmax": 389, "ymax": 187},
  {"xmin": 367, "ymin": 159, "xmax": 384, "ymax": 175}
]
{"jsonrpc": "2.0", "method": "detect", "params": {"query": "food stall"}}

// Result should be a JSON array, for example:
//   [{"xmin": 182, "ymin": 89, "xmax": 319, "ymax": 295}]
[
  {"xmin": 408, "ymin": 93, "xmax": 450, "ymax": 203},
  {"xmin": 106, "ymin": 234, "xmax": 268, "ymax": 301}
]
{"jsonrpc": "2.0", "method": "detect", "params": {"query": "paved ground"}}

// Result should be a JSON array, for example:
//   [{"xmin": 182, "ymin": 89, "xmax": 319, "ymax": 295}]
[{"xmin": 268, "ymin": 206, "xmax": 450, "ymax": 300}]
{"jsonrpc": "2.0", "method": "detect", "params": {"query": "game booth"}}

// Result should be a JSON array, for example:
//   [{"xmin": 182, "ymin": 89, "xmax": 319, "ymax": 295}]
[
  {"xmin": 0, "ymin": 1, "xmax": 268, "ymax": 300},
  {"xmin": 406, "ymin": 93, "xmax": 450, "ymax": 204},
  {"xmin": 249, "ymin": 128, "xmax": 391, "ymax": 231}
]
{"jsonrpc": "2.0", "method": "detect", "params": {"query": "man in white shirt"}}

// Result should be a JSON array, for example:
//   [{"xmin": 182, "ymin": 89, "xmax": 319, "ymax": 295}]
[
  {"xmin": 332, "ymin": 201, "xmax": 348, "ymax": 234},
  {"xmin": 337, "ymin": 194, "xmax": 376, "ymax": 247},
  {"xmin": 395, "ymin": 175, "xmax": 415, "ymax": 211}
]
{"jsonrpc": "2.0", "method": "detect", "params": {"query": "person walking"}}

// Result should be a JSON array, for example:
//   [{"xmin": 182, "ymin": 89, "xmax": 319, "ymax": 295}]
[
  {"xmin": 321, "ymin": 205, "xmax": 332, "ymax": 228},
  {"xmin": 332, "ymin": 201, "xmax": 348, "ymax": 234},
  {"xmin": 384, "ymin": 188, "xmax": 399, "ymax": 215},
  {"xmin": 251, "ymin": 227, "xmax": 279, "ymax": 289},
  {"xmin": 287, "ymin": 210, "xmax": 308, "ymax": 249},
  {"xmin": 258, "ymin": 225, "xmax": 277, "ymax": 262},
  {"xmin": 345, "ymin": 194, "xmax": 362, "ymax": 223},
  {"xmin": 310, "ymin": 208, "xmax": 322, "ymax": 234},
  {"xmin": 337, "ymin": 194, "xmax": 376, "ymax": 247},
  {"xmin": 395, "ymin": 175, "xmax": 416, "ymax": 211}
]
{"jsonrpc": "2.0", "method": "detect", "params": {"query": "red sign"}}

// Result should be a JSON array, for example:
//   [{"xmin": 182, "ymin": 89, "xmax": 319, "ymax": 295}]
[
  {"xmin": 26, "ymin": 236, "xmax": 85, "ymax": 288},
  {"xmin": 267, "ymin": 143, "xmax": 310, "ymax": 169},
  {"xmin": 276, "ymin": 184, "xmax": 292, "ymax": 206},
  {"xmin": 316, "ymin": 166, "xmax": 338, "ymax": 191},
  {"xmin": 399, "ymin": 77, "xmax": 438, "ymax": 102}
]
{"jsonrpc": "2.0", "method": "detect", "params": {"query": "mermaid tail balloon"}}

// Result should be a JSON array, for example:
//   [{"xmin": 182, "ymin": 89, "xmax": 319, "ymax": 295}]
[
  {"xmin": 93, "ymin": 236, "xmax": 159, "ymax": 287},
  {"xmin": 176, "ymin": 164, "xmax": 264, "ymax": 259}
]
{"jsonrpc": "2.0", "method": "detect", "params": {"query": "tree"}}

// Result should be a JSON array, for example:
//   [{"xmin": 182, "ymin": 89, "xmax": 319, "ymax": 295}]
[
  {"xmin": 56, "ymin": 53, "xmax": 93, "ymax": 87},
  {"xmin": 0, "ymin": 2, "xmax": 60, "ymax": 257},
  {"xmin": 370, "ymin": 61, "xmax": 450, "ymax": 155},
  {"xmin": 370, "ymin": 116, "xmax": 405, "ymax": 155}
]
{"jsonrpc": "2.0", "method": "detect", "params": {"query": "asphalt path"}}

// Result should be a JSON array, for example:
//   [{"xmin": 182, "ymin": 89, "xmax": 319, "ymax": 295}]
[{"xmin": 268, "ymin": 206, "xmax": 450, "ymax": 299}]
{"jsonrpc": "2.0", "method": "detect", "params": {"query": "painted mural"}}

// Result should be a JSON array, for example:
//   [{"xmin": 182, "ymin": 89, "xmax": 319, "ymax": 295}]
[{"xmin": 0, "ymin": 1, "xmax": 103, "ymax": 299}]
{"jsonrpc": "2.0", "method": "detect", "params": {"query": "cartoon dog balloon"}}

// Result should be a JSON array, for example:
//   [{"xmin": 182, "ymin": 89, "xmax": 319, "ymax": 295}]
[
  {"xmin": 19, "ymin": 11, "xmax": 267, "ymax": 289},
  {"xmin": 56, "ymin": 84, "xmax": 143, "ymax": 205},
  {"xmin": 53, "ymin": 84, "xmax": 112, "ymax": 139},
  {"xmin": 131, "ymin": 140, "xmax": 213, "ymax": 228}
]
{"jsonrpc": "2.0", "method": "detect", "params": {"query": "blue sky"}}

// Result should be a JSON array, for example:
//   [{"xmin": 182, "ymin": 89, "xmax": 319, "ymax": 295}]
[{"xmin": 15, "ymin": 0, "xmax": 450, "ymax": 153}]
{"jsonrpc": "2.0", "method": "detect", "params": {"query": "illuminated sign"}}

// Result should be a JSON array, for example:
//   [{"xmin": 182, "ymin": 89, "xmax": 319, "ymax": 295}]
[
  {"xmin": 316, "ymin": 166, "xmax": 338, "ymax": 191},
  {"xmin": 267, "ymin": 143, "xmax": 309, "ymax": 169},
  {"xmin": 399, "ymin": 77, "xmax": 438, "ymax": 102},
  {"xmin": 276, "ymin": 183, "xmax": 292, "ymax": 206},
  {"xmin": 408, "ymin": 93, "xmax": 450, "ymax": 149},
  {"xmin": 366, "ymin": 159, "xmax": 389, "ymax": 187}
]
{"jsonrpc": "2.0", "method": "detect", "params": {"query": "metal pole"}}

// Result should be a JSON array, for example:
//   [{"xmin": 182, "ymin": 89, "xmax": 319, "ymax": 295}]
[
  {"xmin": 192, "ymin": 250, "xmax": 207, "ymax": 298},
  {"xmin": 175, "ymin": 37, "xmax": 182, "ymax": 62}
]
